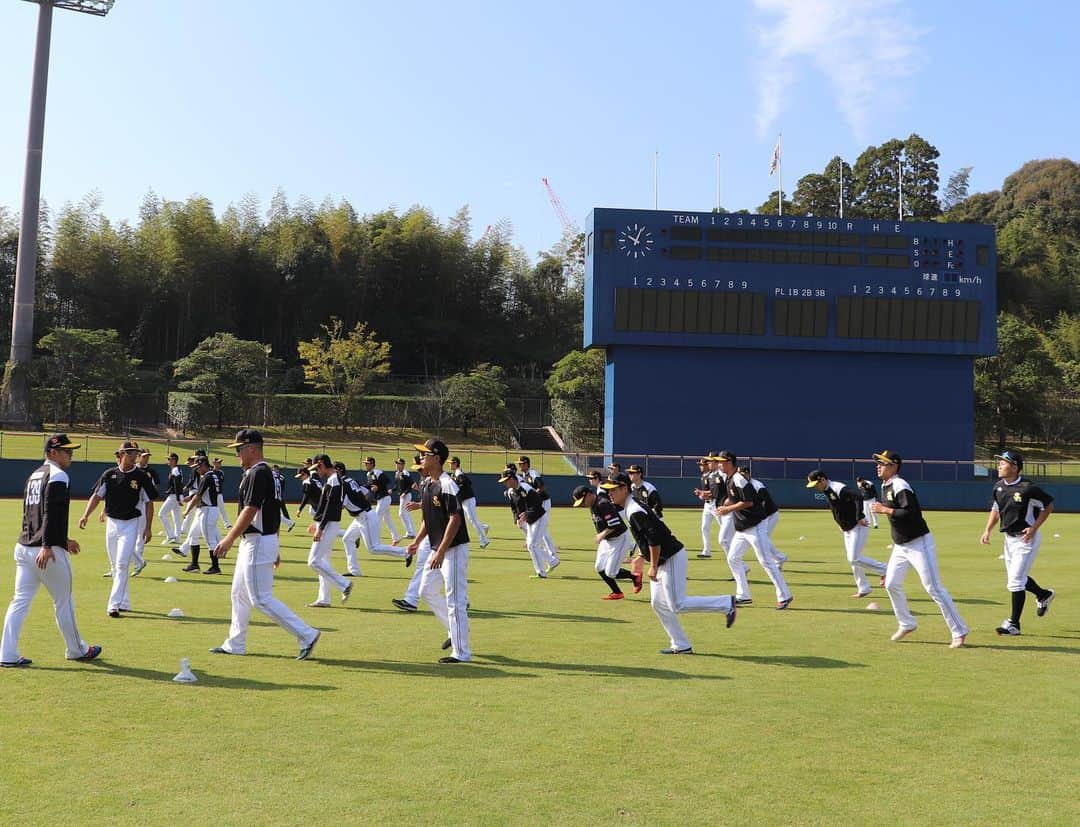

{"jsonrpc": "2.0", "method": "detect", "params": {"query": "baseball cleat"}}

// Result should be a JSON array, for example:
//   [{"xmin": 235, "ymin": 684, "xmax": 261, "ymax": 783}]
[
  {"xmin": 659, "ymin": 647, "xmax": 694, "ymax": 655},
  {"xmin": 726, "ymin": 603, "xmax": 737, "ymax": 628},
  {"xmin": 776, "ymin": 597, "xmax": 794, "ymax": 610},
  {"xmin": 107, "ymin": 609, "xmax": 120, "ymax": 618},
  {"xmin": 181, "ymin": 564, "xmax": 199, "ymax": 573},
  {"xmin": 209, "ymin": 646, "xmax": 233, "ymax": 654},
  {"xmin": 891, "ymin": 626, "xmax": 916, "ymax": 641},
  {"xmin": 479, "ymin": 540, "xmax": 490, "ymax": 549},
  {"xmin": 172, "ymin": 547, "xmax": 188, "ymax": 558},
  {"xmin": 296, "ymin": 630, "xmax": 321, "ymax": 660},
  {"xmin": 1, "ymin": 657, "xmax": 32, "ymax": 668},
  {"xmin": 132, "ymin": 560, "xmax": 148, "ymax": 577},
  {"xmin": 852, "ymin": 591, "xmax": 872, "ymax": 598},
  {"xmin": 531, "ymin": 572, "xmax": 548, "ymax": 579},
  {"xmin": 404, "ymin": 553, "xmax": 415, "ymax": 568},
  {"xmin": 306, "ymin": 601, "xmax": 331, "ymax": 608},
  {"xmin": 441, "ymin": 637, "xmax": 452, "ymax": 650},
  {"xmin": 696, "ymin": 552, "xmax": 712, "ymax": 559},
  {"xmin": 602, "ymin": 592, "xmax": 625, "ymax": 600},
  {"xmin": 949, "ymin": 635, "xmax": 967, "ymax": 649},
  {"xmin": 203, "ymin": 567, "xmax": 222, "ymax": 575},
  {"xmin": 1036, "ymin": 589, "xmax": 1055, "ymax": 617},
  {"xmin": 342, "ymin": 582, "xmax": 353, "ymax": 604},
  {"xmin": 438, "ymin": 656, "xmax": 463, "ymax": 663},
  {"xmin": 391, "ymin": 598, "xmax": 417, "ymax": 612},
  {"xmin": 996, "ymin": 619, "xmax": 1021, "ymax": 636},
  {"xmin": 75, "ymin": 645, "xmax": 102, "ymax": 661},
  {"xmin": 735, "ymin": 597, "xmax": 753, "ymax": 606}
]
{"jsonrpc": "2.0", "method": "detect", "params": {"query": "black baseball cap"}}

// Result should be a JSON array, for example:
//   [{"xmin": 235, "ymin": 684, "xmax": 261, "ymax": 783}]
[
  {"xmin": 450, "ymin": 456, "xmax": 461, "ymax": 464},
  {"xmin": 497, "ymin": 469, "xmax": 517, "ymax": 483},
  {"xmin": 627, "ymin": 464, "xmax": 643, "ymax": 474},
  {"xmin": 587, "ymin": 470, "xmax": 602, "ymax": 480},
  {"xmin": 715, "ymin": 450, "xmax": 737, "ymax": 463},
  {"xmin": 117, "ymin": 440, "xmax": 141, "ymax": 455},
  {"xmin": 194, "ymin": 455, "xmax": 210, "ymax": 467},
  {"xmin": 45, "ymin": 433, "xmax": 80, "ymax": 453},
  {"xmin": 309, "ymin": 453, "xmax": 332, "ymax": 471},
  {"xmin": 228, "ymin": 428, "xmax": 264, "ymax": 448},
  {"xmin": 333, "ymin": 461, "xmax": 346, "ymax": 473},
  {"xmin": 414, "ymin": 439, "xmax": 449, "ymax": 463},
  {"xmin": 994, "ymin": 450, "xmax": 1024, "ymax": 470},
  {"xmin": 806, "ymin": 470, "xmax": 828, "ymax": 488},
  {"xmin": 873, "ymin": 450, "xmax": 902, "ymax": 467},
  {"xmin": 394, "ymin": 458, "xmax": 405, "ymax": 465},
  {"xmin": 571, "ymin": 484, "xmax": 593, "ymax": 507},
  {"xmin": 518, "ymin": 455, "xmax": 530, "ymax": 464},
  {"xmin": 600, "ymin": 472, "xmax": 631, "ymax": 490}
]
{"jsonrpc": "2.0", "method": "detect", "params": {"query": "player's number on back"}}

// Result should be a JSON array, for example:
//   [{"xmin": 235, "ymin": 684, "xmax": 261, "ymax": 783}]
[{"xmin": 25, "ymin": 478, "xmax": 42, "ymax": 507}]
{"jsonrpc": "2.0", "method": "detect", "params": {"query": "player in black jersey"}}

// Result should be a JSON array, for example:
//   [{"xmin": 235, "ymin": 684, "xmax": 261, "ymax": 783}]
[
  {"xmin": 1, "ymin": 434, "xmax": 102, "ymax": 667},
  {"xmin": 296, "ymin": 466, "xmax": 322, "ymax": 518},
  {"xmin": 365, "ymin": 456, "xmax": 401, "ymax": 545},
  {"xmin": 406, "ymin": 438, "xmax": 471, "ymax": 663},
  {"xmin": 212, "ymin": 457, "xmax": 232, "ymax": 531},
  {"xmin": 449, "ymin": 456, "xmax": 490, "ymax": 548},
  {"xmin": 572, "ymin": 484, "xmax": 641, "ymax": 599},
  {"xmin": 159, "ymin": 453, "xmax": 184, "ymax": 544},
  {"xmin": 806, "ymin": 470, "xmax": 888, "ymax": 597},
  {"xmin": 80, "ymin": 440, "xmax": 157, "ymax": 618},
  {"xmin": 211, "ymin": 429, "xmax": 321, "ymax": 660},
  {"xmin": 393, "ymin": 458, "xmax": 417, "ymax": 539},
  {"xmin": 181, "ymin": 455, "xmax": 223, "ymax": 574},
  {"xmin": 271, "ymin": 465, "xmax": 296, "ymax": 531},
  {"xmin": 130, "ymin": 449, "xmax": 160, "ymax": 577},
  {"xmin": 602, "ymin": 473, "xmax": 736, "ymax": 654},
  {"xmin": 305, "ymin": 455, "xmax": 353, "ymax": 608},
  {"xmin": 979, "ymin": 450, "xmax": 1056, "ymax": 635},
  {"xmin": 499, "ymin": 470, "xmax": 552, "ymax": 578},
  {"xmin": 627, "ymin": 464, "xmax": 663, "ymax": 517}
]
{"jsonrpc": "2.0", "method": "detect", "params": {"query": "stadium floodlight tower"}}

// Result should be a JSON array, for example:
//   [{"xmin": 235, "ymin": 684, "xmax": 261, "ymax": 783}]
[{"xmin": 2, "ymin": 0, "xmax": 115, "ymax": 427}]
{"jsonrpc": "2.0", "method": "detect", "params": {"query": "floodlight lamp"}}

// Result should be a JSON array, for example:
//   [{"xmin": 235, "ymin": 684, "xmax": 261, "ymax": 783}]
[{"xmin": 23, "ymin": 0, "xmax": 115, "ymax": 15}]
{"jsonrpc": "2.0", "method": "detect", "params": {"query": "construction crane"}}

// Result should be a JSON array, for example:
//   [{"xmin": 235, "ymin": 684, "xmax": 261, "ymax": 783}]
[{"xmin": 541, "ymin": 177, "xmax": 581, "ymax": 236}]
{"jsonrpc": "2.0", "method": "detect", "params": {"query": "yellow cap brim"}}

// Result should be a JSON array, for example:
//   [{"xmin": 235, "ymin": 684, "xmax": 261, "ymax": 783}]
[
  {"xmin": 226, "ymin": 440, "xmax": 246, "ymax": 448},
  {"xmin": 572, "ymin": 496, "xmax": 587, "ymax": 507},
  {"xmin": 54, "ymin": 442, "xmax": 81, "ymax": 450},
  {"xmin": 410, "ymin": 464, "xmax": 422, "ymax": 471},
  {"xmin": 413, "ymin": 444, "xmax": 431, "ymax": 454},
  {"xmin": 599, "ymin": 482, "xmax": 624, "ymax": 490},
  {"xmin": 805, "ymin": 480, "xmax": 819, "ymax": 488},
  {"xmin": 872, "ymin": 453, "xmax": 896, "ymax": 465}
]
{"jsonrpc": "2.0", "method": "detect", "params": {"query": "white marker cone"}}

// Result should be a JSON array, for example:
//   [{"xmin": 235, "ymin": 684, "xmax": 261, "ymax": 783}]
[
  {"xmin": 866, "ymin": 602, "xmax": 880, "ymax": 611},
  {"xmin": 168, "ymin": 607, "xmax": 184, "ymax": 617},
  {"xmin": 164, "ymin": 576, "xmax": 178, "ymax": 584},
  {"xmin": 173, "ymin": 657, "xmax": 197, "ymax": 683}
]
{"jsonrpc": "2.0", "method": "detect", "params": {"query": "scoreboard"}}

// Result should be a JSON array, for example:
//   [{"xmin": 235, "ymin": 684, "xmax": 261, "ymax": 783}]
[{"xmin": 584, "ymin": 208, "xmax": 997, "ymax": 463}]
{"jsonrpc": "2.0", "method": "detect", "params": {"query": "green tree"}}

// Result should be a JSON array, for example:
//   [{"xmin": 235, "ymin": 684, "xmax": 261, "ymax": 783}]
[
  {"xmin": 441, "ymin": 363, "xmax": 509, "ymax": 436},
  {"xmin": 900, "ymin": 134, "xmax": 942, "ymax": 220},
  {"xmin": 298, "ymin": 318, "xmax": 391, "ymax": 430},
  {"xmin": 975, "ymin": 313, "xmax": 1060, "ymax": 448},
  {"xmin": 755, "ymin": 190, "xmax": 794, "ymax": 216},
  {"xmin": 545, "ymin": 348, "xmax": 605, "ymax": 400},
  {"xmin": 173, "ymin": 333, "xmax": 267, "ymax": 431},
  {"xmin": 941, "ymin": 166, "xmax": 973, "ymax": 212},
  {"xmin": 37, "ymin": 328, "xmax": 140, "ymax": 427},
  {"xmin": 791, "ymin": 157, "xmax": 852, "ymax": 217},
  {"xmin": 849, "ymin": 138, "xmax": 904, "ymax": 219}
]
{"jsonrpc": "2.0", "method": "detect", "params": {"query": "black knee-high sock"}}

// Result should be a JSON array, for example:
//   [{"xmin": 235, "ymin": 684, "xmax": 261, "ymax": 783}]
[
  {"xmin": 1010, "ymin": 590, "xmax": 1026, "ymax": 625},
  {"xmin": 1025, "ymin": 576, "xmax": 1050, "ymax": 601},
  {"xmin": 615, "ymin": 569, "xmax": 635, "ymax": 580},
  {"xmin": 191, "ymin": 545, "xmax": 200, "ymax": 567},
  {"xmin": 281, "ymin": 502, "xmax": 292, "ymax": 520},
  {"xmin": 600, "ymin": 573, "xmax": 622, "ymax": 594}
]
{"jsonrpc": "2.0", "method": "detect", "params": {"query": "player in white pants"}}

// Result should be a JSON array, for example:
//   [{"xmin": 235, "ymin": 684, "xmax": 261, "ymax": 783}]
[
  {"xmin": 571, "ymin": 485, "xmax": 641, "ymax": 599},
  {"xmin": 407, "ymin": 439, "xmax": 471, "ymax": 663},
  {"xmin": 158, "ymin": 454, "xmax": 183, "ymax": 543},
  {"xmin": 449, "ymin": 457, "xmax": 489, "ymax": 548},
  {"xmin": 213, "ymin": 458, "xmax": 232, "ymax": 531},
  {"xmin": 741, "ymin": 469, "xmax": 788, "ymax": 568},
  {"xmin": 393, "ymin": 471, "xmax": 431, "ymax": 612},
  {"xmin": 2, "ymin": 435, "xmax": 102, "ymax": 667},
  {"xmin": 807, "ymin": 471, "xmax": 887, "ymax": 597},
  {"xmin": 305, "ymin": 456, "xmax": 353, "ymax": 608},
  {"xmin": 211, "ymin": 429, "xmax": 320, "ymax": 660},
  {"xmin": 694, "ymin": 456, "xmax": 720, "ymax": 558},
  {"xmin": 873, "ymin": 450, "xmax": 967, "ymax": 647},
  {"xmin": 857, "ymin": 477, "xmax": 879, "ymax": 528},
  {"xmin": 534, "ymin": 480, "xmax": 560, "ymax": 571},
  {"xmin": 499, "ymin": 471, "xmax": 551, "ymax": 577}
]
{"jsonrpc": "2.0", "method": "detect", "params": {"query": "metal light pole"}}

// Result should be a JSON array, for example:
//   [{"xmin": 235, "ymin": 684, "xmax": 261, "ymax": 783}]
[
  {"xmin": 2, "ymin": 1, "xmax": 115, "ymax": 427},
  {"xmin": 263, "ymin": 344, "xmax": 272, "ymax": 427}
]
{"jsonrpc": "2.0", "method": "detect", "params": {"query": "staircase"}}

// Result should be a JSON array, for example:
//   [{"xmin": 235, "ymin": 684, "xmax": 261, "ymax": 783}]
[{"xmin": 518, "ymin": 426, "xmax": 561, "ymax": 452}]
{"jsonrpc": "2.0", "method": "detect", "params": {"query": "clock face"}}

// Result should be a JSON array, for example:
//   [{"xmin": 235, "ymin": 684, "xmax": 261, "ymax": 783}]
[{"xmin": 618, "ymin": 223, "xmax": 654, "ymax": 258}]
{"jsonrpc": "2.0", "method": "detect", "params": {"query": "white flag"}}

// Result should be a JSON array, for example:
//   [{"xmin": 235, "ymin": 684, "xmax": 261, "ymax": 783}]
[{"xmin": 769, "ymin": 135, "xmax": 782, "ymax": 176}]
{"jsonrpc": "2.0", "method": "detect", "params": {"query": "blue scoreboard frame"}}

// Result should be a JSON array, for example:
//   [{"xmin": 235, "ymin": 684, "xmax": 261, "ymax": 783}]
[{"xmin": 585, "ymin": 208, "xmax": 997, "ymax": 463}]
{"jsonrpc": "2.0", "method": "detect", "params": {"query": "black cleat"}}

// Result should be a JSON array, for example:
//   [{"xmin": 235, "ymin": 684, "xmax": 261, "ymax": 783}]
[
  {"xmin": 441, "ymin": 637, "xmax": 452, "ymax": 650},
  {"xmin": 75, "ymin": 645, "xmax": 102, "ymax": 661},
  {"xmin": 1037, "ymin": 589, "xmax": 1055, "ymax": 617},
  {"xmin": 209, "ymin": 646, "xmax": 233, "ymax": 654},
  {"xmin": 0, "ymin": 657, "xmax": 32, "ymax": 668},
  {"xmin": 392, "ymin": 598, "xmax": 417, "ymax": 612},
  {"xmin": 659, "ymin": 647, "xmax": 694, "ymax": 655},
  {"xmin": 297, "ymin": 630, "xmax": 321, "ymax": 660},
  {"xmin": 405, "ymin": 553, "xmax": 415, "ymax": 568},
  {"xmin": 438, "ymin": 656, "xmax": 463, "ymax": 664},
  {"xmin": 107, "ymin": 609, "xmax": 120, "ymax": 618}
]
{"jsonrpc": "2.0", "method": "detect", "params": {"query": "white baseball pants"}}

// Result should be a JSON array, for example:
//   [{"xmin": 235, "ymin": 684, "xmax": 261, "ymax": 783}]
[
  {"xmin": 727, "ymin": 525, "xmax": 791, "ymax": 602},
  {"xmin": 308, "ymin": 522, "xmax": 349, "ymax": 604},
  {"xmin": 159, "ymin": 494, "xmax": 181, "ymax": 541},
  {"xmin": 397, "ymin": 496, "xmax": 415, "ymax": 536},
  {"xmin": 403, "ymin": 537, "xmax": 433, "ymax": 607},
  {"xmin": 843, "ymin": 524, "xmax": 887, "ymax": 593},
  {"xmin": 197, "ymin": 507, "xmax": 220, "ymax": 557},
  {"xmin": 536, "ymin": 510, "xmax": 559, "ymax": 566},
  {"xmin": 364, "ymin": 510, "xmax": 406, "ymax": 558},
  {"xmin": 1, "ymin": 544, "xmax": 91, "ymax": 662},
  {"xmin": 461, "ymin": 498, "xmax": 488, "ymax": 545},
  {"xmin": 700, "ymin": 501, "xmax": 720, "ymax": 554},
  {"xmin": 340, "ymin": 514, "xmax": 367, "ymax": 575},
  {"xmin": 596, "ymin": 533, "xmax": 633, "ymax": 578},
  {"xmin": 106, "ymin": 517, "xmax": 140, "ymax": 612},
  {"xmin": 884, "ymin": 533, "xmax": 967, "ymax": 637},
  {"xmin": 418, "ymin": 542, "xmax": 471, "ymax": 661},
  {"xmin": 217, "ymin": 494, "xmax": 232, "ymax": 529},
  {"xmin": 1002, "ymin": 532, "xmax": 1042, "ymax": 592},
  {"xmin": 650, "ymin": 548, "xmax": 735, "ymax": 651},
  {"xmin": 375, "ymin": 497, "xmax": 401, "ymax": 543},
  {"xmin": 219, "ymin": 534, "xmax": 317, "ymax": 654},
  {"xmin": 761, "ymin": 512, "xmax": 788, "ymax": 565},
  {"xmin": 524, "ymin": 520, "xmax": 547, "ymax": 575},
  {"xmin": 863, "ymin": 499, "xmax": 879, "ymax": 528}
]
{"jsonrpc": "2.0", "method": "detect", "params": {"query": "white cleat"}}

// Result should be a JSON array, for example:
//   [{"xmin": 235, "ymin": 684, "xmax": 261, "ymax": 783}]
[{"xmin": 891, "ymin": 626, "xmax": 916, "ymax": 642}]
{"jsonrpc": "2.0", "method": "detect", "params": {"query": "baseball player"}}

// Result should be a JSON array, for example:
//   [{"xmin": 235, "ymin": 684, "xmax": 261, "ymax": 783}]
[
  {"xmin": 365, "ymin": 457, "xmax": 401, "ymax": 544},
  {"xmin": 499, "ymin": 470, "xmax": 554, "ymax": 577},
  {"xmin": 336, "ymin": 462, "xmax": 370, "ymax": 576},
  {"xmin": 406, "ymin": 439, "xmax": 471, "ymax": 664},
  {"xmin": 79, "ymin": 440, "xmax": 157, "ymax": 617},
  {"xmin": 572, "ymin": 484, "xmax": 641, "ymax": 599},
  {"xmin": 628, "ymin": 465, "xmax": 663, "ymax": 516},
  {"xmin": 693, "ymin": 455, "xmax": 720, "ymax": 558},
  {"xmin": 707, "ymin": 453, "xmax": 738, "ymax": 565},
  {"xmin": 979, "ymin": 450, "xmax": 1056, "ymax": 635},
  {"xmin": 1, "ymin": 434, "xmax": 102, "ymax": 667},
  {"xmin": 872, "ymin": 450, "xmax": 968, "ymax": 647},
  {"xmin": 739, "ymin": 466, "xmax": 788, "ymax": 569},
  {"xmin": 602, "ymin": 473, "xmax": 737, "ymax": 653},
  {"xmin": 516, "ymin": 455, "xmax": 540, "ymax": 485},
  {"xmin": 715, "ymin": 451, "xmax": 792, "ymax": 609},
  {"xmin": 296, "ymin": 465, "xmax": 322, "ymax": 518},
  {"xmin": 394, "ymin": 462, "xmax": 432, "ymax": 613},
  {"xmin": 175, "ymin": 457, "xmax": 206, "ymax": 572},
  {"xmin": 449, "ymin": 456, "xmax": 489, "ymax": 548},
  {"xmin": 532, "ymin": 476, "xmax": 561, "ymax": 571},
  {"xmin": 181, "ymin": 455, "xmax": 223, "ymax": 575},
  {"xmin": 212, "ymin": 457, "xmax": 232, "ymax": 531},
  {"xmin": 393, "ymin": 458, "xmax": 417, "ymax": 538},
  {"xmin": 270, "ymin": 465, "xmax": 296, "ymax": 531},
  {"xmin": 173, "ymin": 451, "xmax": 204, "ymax": 552},
  {"xmin": 210, "ymin": 429, "xmax": 321, "ymax": 660},
  {"xmin": 158, "ymin": 452, "xmax": 184, "ymax": 544},
  {"xmin": 305, "ymin": 455, "xmax": 353, "ymax": 608},
  {"xmin": 856, "ymin": 476, "xmax": 880, "ymax": 528},
  {"xmin": 806, "ymin": 470, "xmax": 887, "ymax": 597}
]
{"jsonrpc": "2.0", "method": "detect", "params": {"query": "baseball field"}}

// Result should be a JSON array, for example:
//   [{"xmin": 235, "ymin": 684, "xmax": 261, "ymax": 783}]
[{"xmin": 0, "ymin": 502, "xmax": 1076, "ymax": 825}]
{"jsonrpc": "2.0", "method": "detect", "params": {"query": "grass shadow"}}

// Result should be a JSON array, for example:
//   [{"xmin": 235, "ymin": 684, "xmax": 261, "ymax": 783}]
[
  {"xmin": 311, "ymin": 656, "xmax": 525, "ymax": 678},
  {"xmin": 698, "ymin": 653, "xmax": 867, "ymax": 669},
  {"xmin": 35, "ymin": 659, "xmax": 336, "ymax": 690},
  {"xmin": 482, "ymin": 653, "xmax": 730, "ymax": 680},
  {"xmin": 467, "ymin": 608, "xmax": 631, "ymax": 624}
]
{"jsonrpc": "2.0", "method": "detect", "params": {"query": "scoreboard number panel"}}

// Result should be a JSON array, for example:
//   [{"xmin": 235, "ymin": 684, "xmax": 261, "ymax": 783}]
[{"xmin": 586, "ymin": 208, "xmax": 996, "ymax": 356}]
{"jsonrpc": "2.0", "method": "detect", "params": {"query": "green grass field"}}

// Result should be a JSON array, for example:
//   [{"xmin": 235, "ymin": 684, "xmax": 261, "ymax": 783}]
[
  {"xmin": 0, "ymin": 503, "xmax": 1076, "ymax": 825},
  {"xmin": 0, "ymin": 430, "xmax": 570, "ymax": 476}
]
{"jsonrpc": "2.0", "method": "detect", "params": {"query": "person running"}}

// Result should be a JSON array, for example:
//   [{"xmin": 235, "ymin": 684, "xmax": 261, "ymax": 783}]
[
  {"xmin": 449, "ymin": 456, "xmax": 489, "ymax": 548},
  {"xmin": 806, "ymin": 470, "xmax": 888, "ymax": 597},
  {"xmin": 572, "ymin": 484, "xmax": 641, "ymax": 599}
]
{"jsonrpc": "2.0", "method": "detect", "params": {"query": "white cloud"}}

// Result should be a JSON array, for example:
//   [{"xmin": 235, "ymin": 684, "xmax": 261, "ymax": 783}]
[{"xmin": 752, "ymin": 0, "xmax": 925, "ymax": 143}]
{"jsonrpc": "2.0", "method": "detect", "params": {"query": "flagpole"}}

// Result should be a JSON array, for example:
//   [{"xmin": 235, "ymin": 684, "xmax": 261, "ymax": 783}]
[
  {"xmin": 777, "ymin": 134, "xmax": 783, "ymax": 217},
  {"xmin": 839, "ymin": 159, "xmax": 844, "ymax": 219},
  {"xmin": 897, "ymin": 158, "xmax": 903, "ymax": 221},
  {"xmin": 653, "ymin": 150, "xmax": 658, "ymax": 210},
  {"xmin": 715, "ymin": 153, "xmax": 721, "ymax": 211}
]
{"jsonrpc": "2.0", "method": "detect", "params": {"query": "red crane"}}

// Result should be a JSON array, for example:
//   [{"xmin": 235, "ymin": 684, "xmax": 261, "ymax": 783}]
[{"xmin": 541, "ymin": 177, "xmax": 580, "ymax": 235}]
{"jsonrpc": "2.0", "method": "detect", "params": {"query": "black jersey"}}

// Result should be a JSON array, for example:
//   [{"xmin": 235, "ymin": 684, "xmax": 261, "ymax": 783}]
[
  {"xmin": 93, "ymin": 466, "xmax": 157, "ymax": 521},
  {"xmin": 299, "ymin": 476, "xmax": 322, "ymax": 511},
  {"xmin": 631, "ymin": 480, "xmax": 663, "ymax": 517},
  {"xmin": 709, "ymin": 472, "xmax": 728, "ymax": 508},
  {"xmin": 823, "ymin": 481, "xmax": 864, "ymax": 531},
  {"xmin": 211, "ymin": 468, "xmax": 225, "ymax": 497},
  {"xmin": 367, "ymin": 469, "xmax": 393, "ymax": 502},
  {"xmin": 314, "ymin": 473, "xmax": 343, "ymax": 527},
  {"xmin": 699, "ymin": 471, "xmax": 715, "ymax": 501},
  {"xmin": 421, "ymin": 472, "xmax": 469, "ymax": 548},
  {"xmin": 452, "ymin": 469, "xmax": 476, "ymax": 501},
  {"xmin": 507, "ymin": 482, "xmax": 544, "ymax": 525},
  {"xmin": 881, "ymin": 476, "xmax": 930, "ymax": 544},
  {"xmin": 726, "ymin": 472, "xmax": 765, "ymax": 531},
  {"xmin": 166, "ymin": 466, "xmax": 185, "ymax": 498},
  {"xmin": 590, "ymin": 497, "xmax": 627, "ymax": 538},
  {"xmin": 239, "ymin": 461, "xmax": 281, "ymax": 536},
  {"xmin": 992, "ymin": 477, "xmax": 1053, "ymax": 535},
  {"xmin": 395, "ymin": 469, "xmax": 414, "ymax": 496},
  {"xmin": 142, "ymin": 466, "xmax": 161, "ymax": 491},
  {"xmin": 623, "ymin": 497, "xmax": 682, "ymax": 563},
  {"xmin": 857, "ymin": 480, "xmax": 877, "ymax": 501},
  {"xmin": 340, "ymin": 474, "xmax": 372, "ymax": 515},
  {"xmin": 20, "ymin": 461, "xmax": 71, "ymax": 548},
  {"xmin": 749, "ymin": 479, "xmax": 778, "ymax": 517},
  {"xmin": 194, "ymin": 471, "xmax": 220, "ymax": 507},
  {"xmin": 183, "ymin": 469, "xmax": 200, "ymax": 496}
]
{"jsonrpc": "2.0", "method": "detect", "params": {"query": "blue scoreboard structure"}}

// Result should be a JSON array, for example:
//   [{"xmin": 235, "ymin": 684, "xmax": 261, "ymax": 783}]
[{"xmin": 584, "ymin": 208, "xmax": 997, "ymax": 463}]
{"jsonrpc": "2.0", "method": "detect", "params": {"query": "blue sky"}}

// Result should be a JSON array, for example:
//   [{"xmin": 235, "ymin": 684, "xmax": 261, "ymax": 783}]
[{"xmin": 0, "ymin": 0, "xmax": 1076, "ymax": 259}]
